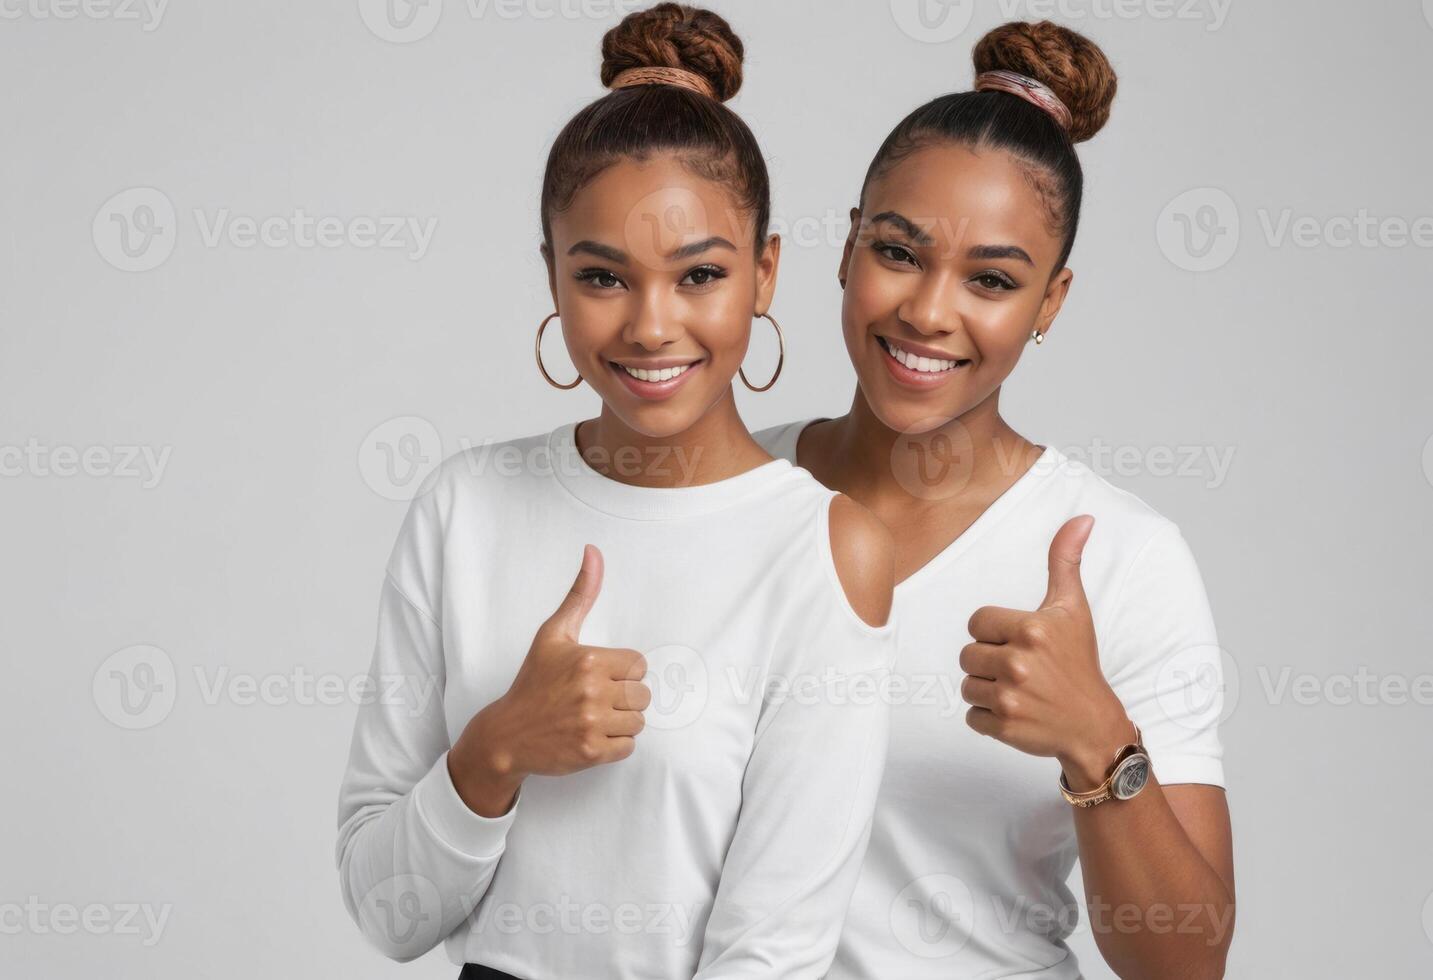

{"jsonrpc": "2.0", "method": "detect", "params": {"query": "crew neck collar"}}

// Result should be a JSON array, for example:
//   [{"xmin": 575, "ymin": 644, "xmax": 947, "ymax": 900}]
[{"xmin": 547, "ymin": 421, "xmax": 795, "ymax": 521}]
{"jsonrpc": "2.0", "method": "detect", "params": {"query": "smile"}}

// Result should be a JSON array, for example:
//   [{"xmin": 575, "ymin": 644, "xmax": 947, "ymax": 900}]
[
  {"xmin": 617, "ymin": 362, "xmax": 695, "ymax": 382},
  {"xmin": 876, "ymin": 336, "xmax": 969, "ymax": 381},
  {"xmin": 609, "ymin": 358, "xmax": 705, "ymax": 401}
]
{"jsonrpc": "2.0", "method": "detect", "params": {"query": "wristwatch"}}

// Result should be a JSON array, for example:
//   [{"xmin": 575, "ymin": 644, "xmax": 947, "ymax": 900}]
[{"xmin": 1058, "ymin": 723, "xmax": 1150, "ymax": 808}]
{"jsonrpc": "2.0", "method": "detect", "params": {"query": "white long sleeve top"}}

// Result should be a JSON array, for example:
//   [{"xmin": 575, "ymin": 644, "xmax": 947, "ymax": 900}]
[{"xmin": 336, "ymin": 421, "xmax": 898, "ymax": 978}]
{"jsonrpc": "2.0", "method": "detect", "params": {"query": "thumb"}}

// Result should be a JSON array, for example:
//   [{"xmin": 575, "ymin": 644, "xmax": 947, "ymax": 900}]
[
  {"xmin": 1041, "ymin": 515, "xmax": 1093, "ymax": 611},
  {"xmin": 544, "ymin": 544, "xmax": 604, "ymax": 641}
]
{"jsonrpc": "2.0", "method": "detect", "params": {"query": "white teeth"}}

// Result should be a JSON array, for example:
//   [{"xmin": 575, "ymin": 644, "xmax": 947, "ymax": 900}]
[
  {"xmin": 619, "ymin": 362, "xmax": 692, "ymax": 383},
  {"xmin": 883, "ymin": 339, "xmax": 961, "ymax": 373}
]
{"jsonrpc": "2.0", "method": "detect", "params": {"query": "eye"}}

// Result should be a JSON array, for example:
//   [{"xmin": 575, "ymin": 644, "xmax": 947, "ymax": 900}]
[
  {"xmin": 681, "ymin": 264, "xmax": 728, "ymax": 287},
  {"xmin": 874, "ymin": 242, "xmax": 919, "ymax": 267},
  {"xmin": 970, "ymin": 270, "xmax": 1018, "ymax": 291},
  {"xmin": 575, "ymin": 268, "xmax": 624, "ymax": 289}
]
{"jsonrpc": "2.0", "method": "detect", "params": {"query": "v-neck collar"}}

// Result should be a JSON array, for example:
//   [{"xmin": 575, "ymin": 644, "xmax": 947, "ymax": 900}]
[{"xmin": 781, "ymin": 417, "xmax": 1060, "ymax": 594}]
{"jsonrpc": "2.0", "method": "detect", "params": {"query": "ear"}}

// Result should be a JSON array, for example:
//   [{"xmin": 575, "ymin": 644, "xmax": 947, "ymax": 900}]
[
  {"xmin": 541, "ymin": 242, "xmax": 559, "ymax": 314},
  {"xmin": 754, "ymin": 233, "xmax": 782, "ymax": 314},
  {"xmin": 837, "ymin": 206, "xmax": 861, "ymax": 288},
  {"xmin": 1034, "ymin": 265, "xmax": 1074, "ymax": 338}
]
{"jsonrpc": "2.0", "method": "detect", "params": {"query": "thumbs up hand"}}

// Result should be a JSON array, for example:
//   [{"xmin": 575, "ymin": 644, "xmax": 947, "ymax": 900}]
[
  {"xmin": 959, "ymin": 516, "xmax": 1135, "ymax": 791},
  {"xmin": 449, "ymin": 544, "xmax": 651, "ymax": 816}
]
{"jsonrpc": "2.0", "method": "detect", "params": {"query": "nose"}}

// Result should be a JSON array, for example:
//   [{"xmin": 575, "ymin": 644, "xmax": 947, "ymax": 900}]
[
  {"xmin": 896, "ymin": 269, "xmax": 963, "ymax": 337},
  {"xmin": 622, "ymin": 287, "xmax": 682, "ymax": 351}
]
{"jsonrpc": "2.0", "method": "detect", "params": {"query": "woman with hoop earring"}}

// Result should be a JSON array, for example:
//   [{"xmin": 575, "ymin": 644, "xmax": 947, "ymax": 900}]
[{"xmin": 336, "ymin": 5, "xmax": 898, "ymax": 979}]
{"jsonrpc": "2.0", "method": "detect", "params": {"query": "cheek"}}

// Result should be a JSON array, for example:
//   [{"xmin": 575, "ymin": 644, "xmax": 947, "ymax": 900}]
[
  {"xmin": 553, "ymin": 284, "xmax": 619, "ymax": 357},
  {"xmin": 963, "ymin": 295, "xmax": 1043, "ymax": 368},
  {"xmin": 686, "ymin": 291, "xmax": 753, "ymax": 361},
  {"xmin": 844, "ymin": 257, "xmax": 903, "ymax": 319}
]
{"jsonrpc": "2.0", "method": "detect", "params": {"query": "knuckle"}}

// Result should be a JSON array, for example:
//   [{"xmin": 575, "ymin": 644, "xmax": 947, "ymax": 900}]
[
  {"xmin": 995, "ymin": 690, "xmax": 1020, "ymax": 717},
  {"xmin": 1005, "ymin": 656, "xmax": 1029, "ymax": 684},
  {"xmin": 1018, "ymin": 619, "xmax": 1048, "ymax": 645}
]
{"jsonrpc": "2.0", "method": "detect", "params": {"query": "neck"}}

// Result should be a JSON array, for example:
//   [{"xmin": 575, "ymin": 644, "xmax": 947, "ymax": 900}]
[
  {"xmin": 822, "ymin": 386, "xmax": 1043, "ymax": 509},
  {"xmin": 575, "ymin": 386, "xmax": 769, "ymax": 489}
]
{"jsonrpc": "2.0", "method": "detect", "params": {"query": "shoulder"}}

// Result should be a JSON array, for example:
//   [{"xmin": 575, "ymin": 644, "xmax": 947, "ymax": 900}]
[
  {"xmin": 1039, "ymin": 447, "xmax": 1185, "ymax": 561},
  {"xmin": 421, "ymin": 428, "xmax": 555, "ymax": 502},
  {"xmin": 751, "ymin": 417, "xmax": 819, "ymax": 466},
  {"xmin": 825, "ymin": 493, "xmax": 896, "ymax": 629}
]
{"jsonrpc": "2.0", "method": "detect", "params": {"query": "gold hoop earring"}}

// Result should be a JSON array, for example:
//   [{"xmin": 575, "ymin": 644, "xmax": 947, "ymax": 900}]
[
  {"xmin": 739, "ymin": 312, "xmax": 785, "ymax": 392},
  {"xmin": 535, "ymin": 313, "xmax": 582, "ymax": 390},
  {"xmin": 1031, "ymin": 330, "xmax": 1045, "ymax": 345}
]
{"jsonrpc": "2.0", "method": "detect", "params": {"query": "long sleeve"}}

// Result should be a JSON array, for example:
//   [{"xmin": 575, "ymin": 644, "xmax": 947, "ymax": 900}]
[
  {"xmin": 694, "ymin": 613, "xmax": 898, "ymax": 978},
  {"xmin": 334, "ymin": 488, "xmax": 521, "ymax": 962}
]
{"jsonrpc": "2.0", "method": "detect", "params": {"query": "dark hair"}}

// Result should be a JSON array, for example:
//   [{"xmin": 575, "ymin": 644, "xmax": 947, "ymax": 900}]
[
  {"xmin": 859, "ymin": 21, "xmax": 1118, "ymax": 273},
  {"xmin": 540, "ymin": 3, "xmax": 770, "ymax": 252}
]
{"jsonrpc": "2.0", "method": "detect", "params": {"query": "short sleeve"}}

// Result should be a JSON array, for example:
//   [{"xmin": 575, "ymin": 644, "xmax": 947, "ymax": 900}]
[{"xmin": 1097, "ymin": 523, "xmax": 1227, "ymax": 788}]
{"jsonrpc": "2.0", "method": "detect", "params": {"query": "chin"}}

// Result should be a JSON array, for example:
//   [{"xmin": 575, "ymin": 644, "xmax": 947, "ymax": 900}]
[{"xmin": 599, "ymin": 391, "xmax": 707, "ymax": 441}]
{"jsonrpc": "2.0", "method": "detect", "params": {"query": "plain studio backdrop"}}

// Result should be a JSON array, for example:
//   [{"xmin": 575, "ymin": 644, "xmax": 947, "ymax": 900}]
[{"xmin": 2, "ymin": 1, "xmax": 1431, "ymax": 976}]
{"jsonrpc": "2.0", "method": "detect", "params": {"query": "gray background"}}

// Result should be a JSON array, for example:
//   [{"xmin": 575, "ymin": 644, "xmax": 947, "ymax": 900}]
[{"xmin": 2, "ymin": 0, "xmax": 1431, "ymax": 976}]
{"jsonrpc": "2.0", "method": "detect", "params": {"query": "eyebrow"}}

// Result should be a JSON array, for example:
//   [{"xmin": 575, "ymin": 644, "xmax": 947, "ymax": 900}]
[
  {"xmin": 968, "ymin": 243, "xmax": 1035, "ymax": 266},
  {"xmin": 566, "ymin": 236, "xmax": 737, "ymax": 263},
  {"xmin": 868, "ymin": 211, "xmax": 935, "ymax": 247},
  {"xmin": 869, "ymin": 211, "xmax": 1035, "ymax": 266}
]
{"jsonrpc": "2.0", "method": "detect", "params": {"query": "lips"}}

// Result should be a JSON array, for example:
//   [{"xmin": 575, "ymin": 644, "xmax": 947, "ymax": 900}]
[
  {"xmin": 609, "ymin": 358, "xmax": 705, "ymax": 401},
  {"xmin": 876, "ymin": 335, "xmax": 969, "ymax": 387}
]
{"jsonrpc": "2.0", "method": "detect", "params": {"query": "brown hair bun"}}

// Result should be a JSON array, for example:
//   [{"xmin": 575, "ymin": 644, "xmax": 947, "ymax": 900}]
[
  {"xmin": 973, "ymin": 20, "xmax": 1117, "ymax": 143},
  {"xmin": 600, "ymin": 2, "xmax": 744, "ymax": 103}
]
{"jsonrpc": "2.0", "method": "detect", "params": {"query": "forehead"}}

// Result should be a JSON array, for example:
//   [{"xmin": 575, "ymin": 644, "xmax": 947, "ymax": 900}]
[
  {"xmin": 550, "ymin": 154, "xmax": 754, "ymax": 258},
  {"xmin": 864, "ymin": 143, "xmax": 1061, "ymax": 259}
]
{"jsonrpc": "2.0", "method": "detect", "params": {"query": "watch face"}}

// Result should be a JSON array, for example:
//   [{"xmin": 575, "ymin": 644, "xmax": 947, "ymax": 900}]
[{"xmin": 1111, "ymin": 753, "xmax": 1150, "ymax": 800}]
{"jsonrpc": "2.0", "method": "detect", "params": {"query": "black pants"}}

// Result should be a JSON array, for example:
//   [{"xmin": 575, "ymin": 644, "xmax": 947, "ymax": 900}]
[{"xmin": 459, "ymin": 966, "xmax": 523, "ymax": 980}]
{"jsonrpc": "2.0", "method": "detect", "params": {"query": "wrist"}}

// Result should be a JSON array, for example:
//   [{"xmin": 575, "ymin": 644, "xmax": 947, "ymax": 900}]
[
  {"xmin": 1057, "ymin": 709, "xmax": 1136, "ymax": 793},
  {"xmin": 450, "ymin": 702, "xmax": 525, "ymax": 818}
]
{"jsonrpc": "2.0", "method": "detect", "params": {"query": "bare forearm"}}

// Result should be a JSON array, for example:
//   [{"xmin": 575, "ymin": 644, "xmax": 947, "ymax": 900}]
[{"xmin": 1067, "ymin": 774, "xmax": 1234, "ymax": 979}]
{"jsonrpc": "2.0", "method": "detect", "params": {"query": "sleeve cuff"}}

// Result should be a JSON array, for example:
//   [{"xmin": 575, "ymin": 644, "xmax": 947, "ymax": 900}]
[
  {"xmin": 414, "ymin": 750, "xmax": 520, "ymax": 858},
  {"xmin": 1150, "ymin": 753, "xmax": 1225, "ymax": 788}
]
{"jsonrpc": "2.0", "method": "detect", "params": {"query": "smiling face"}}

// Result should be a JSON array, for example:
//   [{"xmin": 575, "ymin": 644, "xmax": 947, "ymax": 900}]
[
  {"xmin": 839, "ymin": 142, "xmax": 1074, "ymax": 436},
  {"xmin": 543, "ymin": 153, "xmax": 778, "ymax": 439}
]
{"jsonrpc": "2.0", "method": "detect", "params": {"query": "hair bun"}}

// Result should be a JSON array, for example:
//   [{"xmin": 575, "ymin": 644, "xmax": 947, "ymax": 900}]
[
  {"xmin": 972, "ymin": 20, "xmax": 1117, "ymax": 143},
  {"xmin": 600, "ymin": 3, "xmax": 744, "ymax": 103}
]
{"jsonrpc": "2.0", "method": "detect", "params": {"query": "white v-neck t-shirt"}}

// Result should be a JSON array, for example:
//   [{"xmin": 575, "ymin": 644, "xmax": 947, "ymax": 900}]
[
  {"xmin": 754, "ymin": 418, "xmax": 1227, "ymax": 980},
  {"xmin": 335, "ymin": 421, "xmax": 898, "ymax": 979}
]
